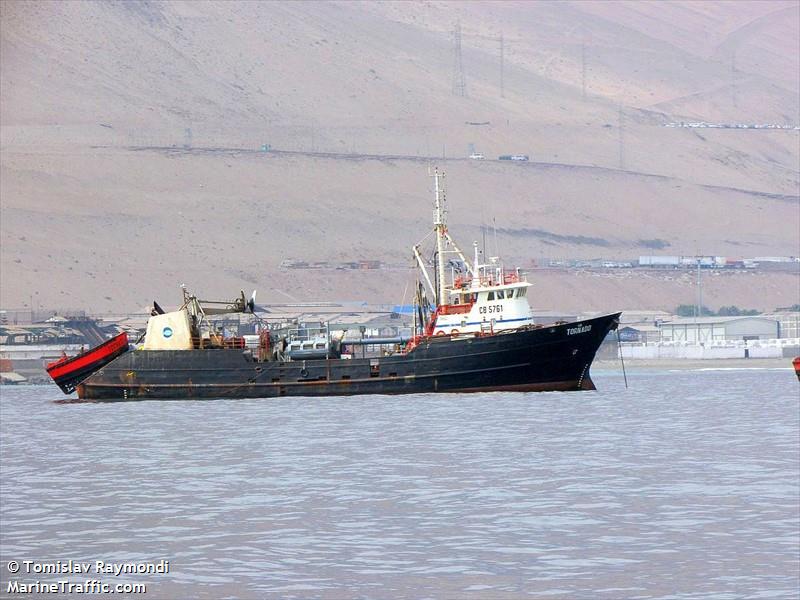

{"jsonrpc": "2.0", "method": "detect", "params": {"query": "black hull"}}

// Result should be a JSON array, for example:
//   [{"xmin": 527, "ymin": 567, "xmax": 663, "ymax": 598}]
[{"xmin": 77, "ymin": 313, "xmax": 620, "ymax": 400}]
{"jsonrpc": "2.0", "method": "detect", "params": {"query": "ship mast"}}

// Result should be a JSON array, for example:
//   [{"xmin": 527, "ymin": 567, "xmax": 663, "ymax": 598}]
[{"xmin": 433, "ymin": 169, "xmax": 448, "ymax": 306}]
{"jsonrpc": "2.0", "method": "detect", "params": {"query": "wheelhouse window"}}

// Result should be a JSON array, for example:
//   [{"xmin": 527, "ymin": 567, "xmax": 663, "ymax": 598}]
[
  {"xmin": 496, "ymin": 290, "xmax": 505, "ymax": 299},
  {"xmin": 487, "ymin": 291, "xmax": 494, "ymax": 301}
]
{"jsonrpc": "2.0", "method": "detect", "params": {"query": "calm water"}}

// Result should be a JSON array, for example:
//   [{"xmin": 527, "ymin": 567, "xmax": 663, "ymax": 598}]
[{"xmin": 1, "ymin": 368, "xmax": 798, "ymax": 599}]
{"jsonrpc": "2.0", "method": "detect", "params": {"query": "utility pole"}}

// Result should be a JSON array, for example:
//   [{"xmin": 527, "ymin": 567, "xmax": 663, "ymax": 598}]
[
  {"xmin": 452, "ymin": 21, "xmax": 466, "ymax": 97},
  {"xmin": 697, "ymin": 258, "xmax": 703, "ymax": 317},
  {"xmin": 695, "ymin": 257, "xmax": 703, "ymax": 343}
]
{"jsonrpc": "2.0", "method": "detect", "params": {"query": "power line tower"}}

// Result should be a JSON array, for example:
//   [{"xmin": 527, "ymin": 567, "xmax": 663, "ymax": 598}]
[
  {"xmin": 452, "ymin": 21, "xmax": 466, "ymax": 97},
  {"xmin": 499, "ymin": 32, "xmax": 505, "ymax": 98},
  {"xmin": 618, "ymin": 103, "xmax": 625, "ymax": 170},
  {"xmin": 580, "ymin": 24, "xmax": 595, "ymax": 100},
  {"xmin": 581, "ymin": 39, "xmax": 587, "ymax": 99}
]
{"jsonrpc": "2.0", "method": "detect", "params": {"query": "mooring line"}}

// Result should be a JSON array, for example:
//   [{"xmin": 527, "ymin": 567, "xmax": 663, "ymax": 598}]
[{"xmin": 616, "ymin": 328, "xmax": 628, "ymax": 389}]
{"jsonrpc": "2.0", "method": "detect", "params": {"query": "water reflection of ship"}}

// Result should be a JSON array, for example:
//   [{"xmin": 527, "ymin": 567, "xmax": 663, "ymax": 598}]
[{"xmin": 51, "ymin": 169, "xmax": 620, "ymax": 400}]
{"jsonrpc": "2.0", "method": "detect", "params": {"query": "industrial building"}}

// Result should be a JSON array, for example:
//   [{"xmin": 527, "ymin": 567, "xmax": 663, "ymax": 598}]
[{"xmin": 659, "ymin": 316, "xmax": 779, "ymax": 344}]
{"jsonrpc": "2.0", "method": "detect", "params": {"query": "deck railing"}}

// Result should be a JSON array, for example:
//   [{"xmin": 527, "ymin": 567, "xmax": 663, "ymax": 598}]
[{"xmin": 452, "ymin": 272, "xmax": 523, "ymax": 289}]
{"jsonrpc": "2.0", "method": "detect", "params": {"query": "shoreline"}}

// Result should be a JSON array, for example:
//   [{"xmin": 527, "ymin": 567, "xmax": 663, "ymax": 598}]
[{"xmin": 593, "ymin": 357, "xmax": 794, "ymax": 370}]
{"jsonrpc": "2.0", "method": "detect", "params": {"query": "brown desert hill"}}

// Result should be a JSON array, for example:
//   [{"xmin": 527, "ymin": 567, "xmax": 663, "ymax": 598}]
[{"xmin": 1, "ymin": 0, "xmax": 798, "ymax": 314}]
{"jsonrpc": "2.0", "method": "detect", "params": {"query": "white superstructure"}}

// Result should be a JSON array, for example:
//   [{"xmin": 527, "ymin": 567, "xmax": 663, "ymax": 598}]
[{"xmin": 414, "ymin": 169, "xmax": 535, "ymax": 337}]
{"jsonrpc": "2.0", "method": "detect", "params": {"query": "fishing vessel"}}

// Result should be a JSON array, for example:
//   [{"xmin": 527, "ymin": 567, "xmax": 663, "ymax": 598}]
[{"xmin": 51, "ymin": 169, "xmax": 620, "ymax": 400}]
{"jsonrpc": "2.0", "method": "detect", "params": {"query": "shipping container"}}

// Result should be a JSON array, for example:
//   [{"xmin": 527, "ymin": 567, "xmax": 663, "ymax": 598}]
[{"xmin": 639, "ymin": 256, "xmax": 680, "ymax": 267}]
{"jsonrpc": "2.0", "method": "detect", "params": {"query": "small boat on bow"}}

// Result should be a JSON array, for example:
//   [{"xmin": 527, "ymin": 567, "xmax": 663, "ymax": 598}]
[{"xmin": 46, "ymin": 332, "xmax": 129, "ymax": 394}]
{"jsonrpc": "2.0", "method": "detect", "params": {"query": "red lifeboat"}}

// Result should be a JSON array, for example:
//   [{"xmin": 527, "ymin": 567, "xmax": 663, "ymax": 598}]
[{"xmin": 46, "ymin": 332, "xmax": 130, "ymax": 394}]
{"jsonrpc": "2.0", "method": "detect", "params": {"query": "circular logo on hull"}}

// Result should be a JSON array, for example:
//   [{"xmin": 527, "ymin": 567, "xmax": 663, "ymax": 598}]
[{"xmin": 162, "ymin": 326, "xmax": 173, "ymax": 338}]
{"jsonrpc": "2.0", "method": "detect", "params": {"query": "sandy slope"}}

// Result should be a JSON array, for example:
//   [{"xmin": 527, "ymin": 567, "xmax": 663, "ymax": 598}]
[{"xmin": 1, "ymin": 1, "xmax": 798, "ymax": 313}]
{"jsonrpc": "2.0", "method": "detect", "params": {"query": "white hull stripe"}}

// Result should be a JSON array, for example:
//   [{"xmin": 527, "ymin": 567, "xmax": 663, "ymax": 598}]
[{"xmin": 437, "ymin": 317, "xmax": 532, "ymax": 328}]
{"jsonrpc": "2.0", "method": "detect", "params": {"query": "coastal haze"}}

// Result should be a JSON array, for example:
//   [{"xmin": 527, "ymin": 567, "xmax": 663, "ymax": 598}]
[{"xmin": 1, "ymin": 0, "xmax": 798, "ymax": 313}]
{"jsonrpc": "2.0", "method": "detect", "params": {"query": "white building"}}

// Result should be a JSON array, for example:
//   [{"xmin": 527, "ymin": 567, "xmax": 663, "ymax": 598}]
[
  {"xmin": 765, "ymin": 312, "xmax": 800, "ymax": 339},
  {"xmin": 659, "ymin": 316, "xmax": 779, "ymax": 344}
]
